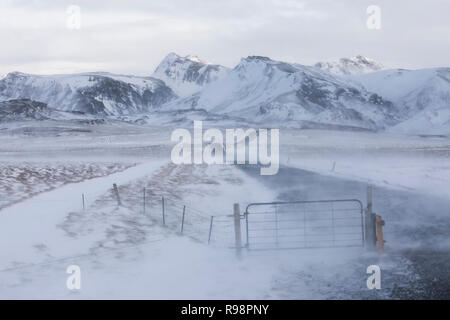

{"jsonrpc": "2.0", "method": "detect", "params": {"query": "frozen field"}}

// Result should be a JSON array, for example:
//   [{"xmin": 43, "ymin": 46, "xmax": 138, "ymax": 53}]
[
  {"xmin": 0, "ymin": 162, "xmax": 133, "ymax": 210},
  {"xmin": 281, "ymin": 129, "xmax": 450, "ymax": 199},
  {"xmin": 0, "ymin": 121, "xmax": 449, "ymax": 299}
]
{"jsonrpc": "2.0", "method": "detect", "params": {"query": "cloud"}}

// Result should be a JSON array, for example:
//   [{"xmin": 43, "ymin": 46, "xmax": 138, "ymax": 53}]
[{"xmin": 0, "ymin": 0, "xmax": 449, "ymax": 75}]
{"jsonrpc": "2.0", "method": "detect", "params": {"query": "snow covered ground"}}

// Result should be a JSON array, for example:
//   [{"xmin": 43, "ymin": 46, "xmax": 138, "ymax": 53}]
[
  {"xmin": 0, "ymin": 162, "xmax": 133, "ymax": 210},
  {"xmin": 0, "ymin": 122, "xmax": 449, "ymax": 299},
  {"xmin": 281, "ymin": 129, "xmax": 450, "ymax": 200},
  {"xmin": 0, "ymin": 160, "xmax": 286, "ymax": 299}
]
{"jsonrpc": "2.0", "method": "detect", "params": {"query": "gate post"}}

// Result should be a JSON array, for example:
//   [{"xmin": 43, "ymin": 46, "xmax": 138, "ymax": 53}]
[
  {"xmin": 233, "ymin": 203, "xmax": 242, "ymax": 258},
  {"xmin": 365, "ymin": 186, "xmax": 376, "ymax": 249},
  {"xmin": 376, "ymin": 215, "xmax": 385, "ymax": 253}
]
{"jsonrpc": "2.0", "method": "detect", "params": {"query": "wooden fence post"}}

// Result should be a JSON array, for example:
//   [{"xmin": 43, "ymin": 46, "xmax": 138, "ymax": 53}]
[
  {"xmin": 113, "ymin": 183, "xmax": 121, "ymax": 206},
  {"xmin": 180, "ymin": 205, "xmax": 186, "ymax": 234},
  {"xmin": 143, "ymin": 187, "xmax": 146, "ymax": 215},
  {"xmin": 82, "ymin": 194, "xmax": 85, "ymax": 211},
  {"xmin": 208, "ymin": 216, "xmax": 214, "ymax": 244},
  {"xmin": 233, "ymin": 203, "xmax": 242, "ymax": 258},
  {"xmin": 162, "ymin": 196, "xmax": 166, "ymax": 226}
]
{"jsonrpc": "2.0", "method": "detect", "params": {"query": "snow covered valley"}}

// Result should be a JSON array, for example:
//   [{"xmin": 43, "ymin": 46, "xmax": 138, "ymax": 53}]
[{"xmin": 0, "ymin": 122, "xmax": 448, "ymax": 299}]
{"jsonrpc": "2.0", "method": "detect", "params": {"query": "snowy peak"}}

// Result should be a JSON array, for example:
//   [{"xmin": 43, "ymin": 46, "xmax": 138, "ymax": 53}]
[
  {"xmin": 185, "ymin": 55, "xmax": 208, "ymax": 64},
  {"xmin": 237, "ymin": 56, "xmax": 292, "ymax": 68},
  {"xmin": 152, "ymin": 52, "xmax": 229, "ymax": 96},
  {"xmin": 233, "ymin": 56, "xmax": 308, "ymax": 81},
  {"xmin": 315, "ymin": 55, "xmax": 383, "ymax": 75},
  {"xmin": 157, "ymin": 52, "xmax": 213, "ymax": 68},
  {"xmin": 241, "ymin": 56, "xmax": 273, "ymax": 63}
]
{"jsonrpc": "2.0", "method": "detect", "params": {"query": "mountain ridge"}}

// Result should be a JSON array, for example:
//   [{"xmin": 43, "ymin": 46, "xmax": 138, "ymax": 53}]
[{"xmin": 0, "ymin": 53, "xmax": 449, "ymax": 134}]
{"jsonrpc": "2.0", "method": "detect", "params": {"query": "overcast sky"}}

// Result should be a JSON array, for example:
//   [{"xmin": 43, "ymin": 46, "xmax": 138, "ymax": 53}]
[{"xmin": 0, "ymin": 0, "xmax": 449, "ymax": 76}]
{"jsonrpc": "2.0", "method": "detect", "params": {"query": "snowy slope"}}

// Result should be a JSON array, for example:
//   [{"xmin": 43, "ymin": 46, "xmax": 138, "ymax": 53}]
[
  {"xmin": 152, "ymin": 53, "xmax": 229, "ymax": 96},
  {"xmin": 0, "ymin": 99, "xmax": 97, "ymax": 122},
  {"xmin": 0, "ymin": 99, "xmax": 52, "ymax": 121},
  {"xmin": 353, "ymin": 68, "xmax": 450, "ymax": 134},
  {"xmin": 164, "ymin": 56, "xmax": 399, "ymax": 130},
  {"xmin": 0, "ymin": 72, "xmax": 177, "ymax": 116},
  {"xmin": 315, "ymin": 55, "xmax": 384, "ymax": 75}
]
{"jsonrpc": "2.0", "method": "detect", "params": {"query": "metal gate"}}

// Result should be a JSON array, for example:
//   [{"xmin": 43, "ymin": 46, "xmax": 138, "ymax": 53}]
[{"xmin": 244, "ymin": 199, "xmax": 364, "ymax": 250}]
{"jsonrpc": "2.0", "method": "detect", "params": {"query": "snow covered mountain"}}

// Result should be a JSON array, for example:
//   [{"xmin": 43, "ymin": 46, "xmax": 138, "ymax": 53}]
[
  {"xmin": 352, "ymin": 68, "xmax": 450, "ymax": 134},
  {"xmin": 163, "ymin": 56, "xmax": 398, "ymax": 130},
  {"xmin": 152, "ymin": 53, "xmax": 229, "ymax": 96},
  {"xmin": 1, "ymin": 53, "xmax": 448, "ymax": 134},
  {"xmin": 315, "ymin": 55, "xmax": 383, "ymax": 76},
  {"xmin": 0, "ymin": 72, "xmax": 177, "ymax": 115}
]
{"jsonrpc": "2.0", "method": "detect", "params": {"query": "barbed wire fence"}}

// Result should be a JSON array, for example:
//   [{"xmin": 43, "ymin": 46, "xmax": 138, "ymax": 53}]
[
  {"xmin": 0, "ymin": 183, "xmax": 379, "ymax": 274},
  {"xmin": 0, "ymin": 181, "xmax": 239, "ymax": 274},
  {"xmin": 78, "ymin": 182, "xmax": 237, "ymax": 246}
]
